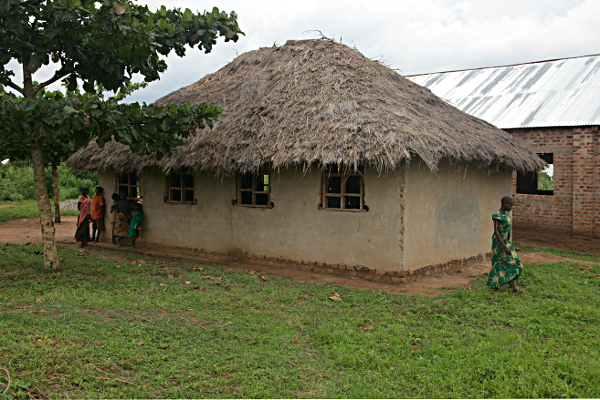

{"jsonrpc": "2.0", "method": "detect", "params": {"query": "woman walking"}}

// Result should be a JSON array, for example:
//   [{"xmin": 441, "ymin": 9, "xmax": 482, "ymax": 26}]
[
  {"xmin": 488, "ymin": 196, "xmax": 525, "ymax": 294},
  {"xmin": 74, "ymin": 185, "xmax": 91, "ymax": 248}
]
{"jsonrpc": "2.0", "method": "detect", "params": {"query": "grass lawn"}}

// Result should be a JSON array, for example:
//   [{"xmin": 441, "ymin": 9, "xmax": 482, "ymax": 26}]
[
  {"xmin": 0, "ymin": 200, "xmax": 78, "ymax": 223},
  {"xmin": 1, "ymin": 242, "xmax": 599, "ymax": 398}
]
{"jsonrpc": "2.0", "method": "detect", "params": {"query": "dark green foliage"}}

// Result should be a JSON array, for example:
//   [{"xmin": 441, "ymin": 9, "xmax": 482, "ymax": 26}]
[{"xmin": 1, "ymin": 243, "xmax": 599, "ymax": 398}]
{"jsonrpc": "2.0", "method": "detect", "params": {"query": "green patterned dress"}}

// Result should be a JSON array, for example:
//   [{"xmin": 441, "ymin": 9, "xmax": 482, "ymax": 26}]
[{"xmin": 487, "ymin": 211, "xmax": 523, "ymax": 288}]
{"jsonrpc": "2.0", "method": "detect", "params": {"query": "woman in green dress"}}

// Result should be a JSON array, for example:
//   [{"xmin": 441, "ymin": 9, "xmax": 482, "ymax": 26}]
[{"xmin": 488, "ymin": 196, "xmax": 525, "ymax": 294}]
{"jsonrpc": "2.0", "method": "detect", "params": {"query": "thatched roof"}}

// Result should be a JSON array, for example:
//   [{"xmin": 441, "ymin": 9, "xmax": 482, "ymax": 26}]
[{"xmin": 68, "ymin": 39, "xmax": 545, "ymax": 174}]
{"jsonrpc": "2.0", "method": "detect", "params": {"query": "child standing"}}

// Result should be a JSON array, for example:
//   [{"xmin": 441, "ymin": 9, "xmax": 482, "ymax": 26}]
[
  {"xmin": 128, "ymin": 203, "xmax": 143, "ymax": 248},
  {"xmin": 74, "ymin": 185, "xmax": 91, "ymax": 248},
  {"xmin": 109, "ymin": 193, "xmax": 120, "ymax": 244},
  {"xmin": 91, "ymin": 186, "xmax": 106, "ymax": 242}
]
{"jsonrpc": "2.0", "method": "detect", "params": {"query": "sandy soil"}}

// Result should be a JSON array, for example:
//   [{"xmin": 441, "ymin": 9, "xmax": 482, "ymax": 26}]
[{"xmin": 0, "ymin": 216, "xmax": 596, "ymax": 295}]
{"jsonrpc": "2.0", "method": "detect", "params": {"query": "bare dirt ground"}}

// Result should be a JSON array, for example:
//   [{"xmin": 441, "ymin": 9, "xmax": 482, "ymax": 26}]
[
  {"xmin": 513, "ymin": 225, "xmax": 600, "ymax": 254},
  {"xmin": 0, "ymin": 215, "xmax": 596, "ymax": 295}
]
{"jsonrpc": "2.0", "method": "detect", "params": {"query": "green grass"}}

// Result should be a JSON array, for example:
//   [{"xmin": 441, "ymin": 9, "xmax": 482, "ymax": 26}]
[
  {"xmin": 0, "ymin": 200, "xmax": 78, "ymax": 222},
  {"xmin": 515, "ymin": 241, "xmax": 600, "ymax": 263},
  {"xmin": 1, "ymin": 244, "xmax": 600, "ymax": 398}
]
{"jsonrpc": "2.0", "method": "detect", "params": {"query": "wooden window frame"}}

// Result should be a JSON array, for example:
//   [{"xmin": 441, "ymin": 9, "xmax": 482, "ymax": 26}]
[
  {"xmin": 167, "ymin": 171, "xmax": 196, "ymax": 204},
  {"xmin": 117, "ymin": 172, "xmax": 141, "ymax": 201},
  {"xmin": 236, "ymin": 166, "xmax": 272, "ymax": 208},
  {"xmin": 320, "ymin": 165, "xmax": 366, "ymax": 211}
]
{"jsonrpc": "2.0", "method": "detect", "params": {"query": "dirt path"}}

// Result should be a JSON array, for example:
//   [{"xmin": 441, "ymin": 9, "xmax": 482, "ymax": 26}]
[{"xmin": 1, "ymin": 217, "xmax": 593, "ymax": 295}]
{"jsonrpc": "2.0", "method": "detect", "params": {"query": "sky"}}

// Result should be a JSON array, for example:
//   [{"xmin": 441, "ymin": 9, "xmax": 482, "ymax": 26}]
[{"xmin": 6, "ymin": 0, "xmax": 600, "ymax": 104}]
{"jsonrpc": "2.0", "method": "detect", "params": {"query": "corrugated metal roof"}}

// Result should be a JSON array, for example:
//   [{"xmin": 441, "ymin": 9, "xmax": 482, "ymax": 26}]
[{"xmin": 406, "ymin": 54, "xmax": 600, "ymax": 129}]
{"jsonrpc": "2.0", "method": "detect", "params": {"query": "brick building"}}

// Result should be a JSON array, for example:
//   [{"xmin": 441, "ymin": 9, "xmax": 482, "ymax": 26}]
[{"xmin": 408, "ymin": 55, "xmax": 600, "ymax": 237}]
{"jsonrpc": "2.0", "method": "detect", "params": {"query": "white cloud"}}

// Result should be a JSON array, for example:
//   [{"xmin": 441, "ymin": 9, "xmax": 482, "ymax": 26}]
[{"xmin": 6, "ymin": 0, "xmax": 600, "ymax": 103}]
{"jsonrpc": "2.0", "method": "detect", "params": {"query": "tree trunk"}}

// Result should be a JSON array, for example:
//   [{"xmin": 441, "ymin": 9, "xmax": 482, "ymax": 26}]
[
  {"xmin": 31, "ymin": 140, "xmax": 59, "ymax": 271},
  {"xmin": 52, "ymin": 163, "xmax": 61, "ymax": 223}
]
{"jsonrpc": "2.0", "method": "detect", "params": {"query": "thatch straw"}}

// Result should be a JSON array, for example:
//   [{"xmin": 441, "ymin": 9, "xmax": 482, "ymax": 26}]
[{"xmin": 68, "ymin": 39, "xmax": 545, "ymax": 174}]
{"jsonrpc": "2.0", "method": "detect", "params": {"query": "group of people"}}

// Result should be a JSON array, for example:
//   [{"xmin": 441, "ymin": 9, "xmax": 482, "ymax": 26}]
[{"xmin": 74, "ymin": 185, "xmax": 143, "ymax": 248}]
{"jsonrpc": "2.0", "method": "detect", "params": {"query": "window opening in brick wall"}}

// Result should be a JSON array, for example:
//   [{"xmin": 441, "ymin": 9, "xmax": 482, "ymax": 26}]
[
  {"xmin": 168, "ymin": 172, "xmax": 195, "ymax": 203},
  {"xmin": 118, "ymin": 173, "xmax": 141, "ymax": 200},
  {"xmin": 321, "ymin": 165, "xmax": 366, "ymax": 211},
  {"xmin": 236, "ymin": 166, "xmax": 272, "ymax": 207},
  {"xmin": 516, "ymin": 153, "xmax": 553, "ymax": 196}
]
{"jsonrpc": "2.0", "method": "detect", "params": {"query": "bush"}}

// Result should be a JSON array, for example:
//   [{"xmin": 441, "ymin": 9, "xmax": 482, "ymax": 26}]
[{"xmin": 0, "ymin": 162, "xmax": 97, "ymax": 202}]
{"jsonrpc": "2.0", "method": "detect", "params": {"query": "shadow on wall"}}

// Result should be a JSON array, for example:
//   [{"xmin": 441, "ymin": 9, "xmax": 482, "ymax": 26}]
[{"xmin": 435, "ymin": 188, "xmax": 480, "ymax": 255}]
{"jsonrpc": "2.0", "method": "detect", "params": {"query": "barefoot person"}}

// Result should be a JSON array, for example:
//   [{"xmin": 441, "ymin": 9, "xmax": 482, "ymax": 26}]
[
  {"xmin": 90, "ymin": 186, "xmax": 106, "ymax": 242},
  {"xmin": 128, "ymin": 203, "xmax": 143, "ymax": 248},
  {"xmin": 74, "ymin": 185, "xmax": 91, "ymax": 248},
  {"xmin": 488, "ymin": 196, "xmax": 525, "ymax": 294}
]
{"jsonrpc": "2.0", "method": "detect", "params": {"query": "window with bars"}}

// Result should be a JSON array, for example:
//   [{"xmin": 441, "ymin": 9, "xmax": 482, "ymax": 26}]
[
  {"xmin": 118, "ymin": 173, "xmax": 141, "ymax": 200},
  {"xmin": 321, "ymin": 165, "xmax": 365, "ymax": 211},
  {"xmin": 237, "ymin": 167, "xmax": 272, "ymax": 207},
  {"xmin": 168, "ymin": 172, "xmax": 195, "ymax": 203}
]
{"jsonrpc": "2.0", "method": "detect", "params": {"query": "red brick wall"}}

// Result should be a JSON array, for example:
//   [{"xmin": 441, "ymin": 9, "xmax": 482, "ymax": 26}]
[{"xmin": 508, "ymin": 126, "xmax": 599, "ymax": 237}]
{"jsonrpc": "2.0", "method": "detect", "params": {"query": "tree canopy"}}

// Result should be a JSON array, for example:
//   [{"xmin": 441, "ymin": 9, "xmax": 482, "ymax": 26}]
[{"xmin": 0, "ymin": 0, "xmax": 243, "ymax": 270}]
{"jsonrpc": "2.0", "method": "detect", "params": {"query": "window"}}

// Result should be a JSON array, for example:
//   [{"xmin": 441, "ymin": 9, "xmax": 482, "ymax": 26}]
[
  {"xmin": 321, "ymin": 165, "xmax": 365, "ymax": 211},
  {"xmin": 168, "ymin": 172, "xmax": 195, "ymax": 203},
  {"xmin": 236, "ymin": 166, "xmax": 271, "ymax": 207},
  {"xmin": 516, "ymin": 153, "xmax": 553, "ymax": 196},
  {"xmin": 118, "ymin": 173, "xmax": 141, "ymax": 200}
]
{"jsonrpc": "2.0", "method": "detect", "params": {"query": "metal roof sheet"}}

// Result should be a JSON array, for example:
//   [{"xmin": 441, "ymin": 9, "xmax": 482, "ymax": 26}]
[{"xmin": 407, "ymin": 55, "xmax": 600, "ymax": 129}]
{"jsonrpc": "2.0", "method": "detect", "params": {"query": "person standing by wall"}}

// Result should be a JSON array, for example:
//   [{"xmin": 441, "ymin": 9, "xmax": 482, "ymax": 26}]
[
  {"xmin": 128, "ymin": 203, "xmax": 143, "ymax": 248},
  {"xmin": 112, "ymin": 191, "xmax": 134, "ymax": 246},
  {"xmin": 74, "ymin": 185, "xmax": 91, "ymax": 248},
  {"xmin": 90, "ymin": 186, "xmax": 106, "ymax": 243},
  {"xmin": 488, "ymin": 196, "xmax": 525, "ymax": 294}
]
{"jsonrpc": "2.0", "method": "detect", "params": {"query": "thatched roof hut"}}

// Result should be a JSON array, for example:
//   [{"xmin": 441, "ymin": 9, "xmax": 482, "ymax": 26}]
[{"xmin": 68, "ymin": 39, "xmax": 544, "ymax": 174}]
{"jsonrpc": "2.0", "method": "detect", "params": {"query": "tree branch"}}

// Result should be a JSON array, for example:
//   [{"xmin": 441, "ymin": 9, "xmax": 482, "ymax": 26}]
[
  {"xmin": 35, "ymin": 69, "xmax": 72, "ymax": 94},
  {"xmin": 5, "ymin": 81, "xmax": 25, "ymax": 96}
]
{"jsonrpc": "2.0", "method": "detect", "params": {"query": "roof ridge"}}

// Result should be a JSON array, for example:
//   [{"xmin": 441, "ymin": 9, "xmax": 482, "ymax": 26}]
[{"xmin": 405, "ymin": 53, "xmax": 600, "ymax": 77}]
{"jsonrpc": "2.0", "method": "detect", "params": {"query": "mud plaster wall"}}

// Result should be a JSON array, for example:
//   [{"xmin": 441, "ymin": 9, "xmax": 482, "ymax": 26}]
[
  {"xmin": 509, "ymin": 126, "xmax": 599, "ymax": 237},
  {"xmin": 99, "ymin": 167, "xmax": 405, "ymax": 271},
  {"xmin": 402, "ymin": 160, "xmax": 512, "ymax": 271}
]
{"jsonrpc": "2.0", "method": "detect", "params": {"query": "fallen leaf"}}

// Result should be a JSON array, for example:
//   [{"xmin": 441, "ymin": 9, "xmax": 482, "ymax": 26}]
[
  {"xmin": 59, "ymin": 257, "xmax": 65, "ymax": 262},
  {"xmin": 202, "ymin": 275, "xmax": 212, "ymax": 280},
  {"xmin": 579, "ymin": 267, "xmax": 584, "ymax": 271},
  {"xmin": 184, "ymin": 281, "xmax": 191, "ymax": 285},
  {"xmin": 33, "ymin": 309, "xmax": 48, "ymax": 314},
  {"xmin": 167, "ymin": 274, "xmax": 174, "ymax": 279},
  {"xmin": 357, "ymin": 323, "xmax": 365, "ymax": 326},
  {"xmin": 162, "ymin": 288, "xmax": 168, "ymax": 291},
  {"xmin": 137, "ymin": 260, "xmax": 146, "ymax": 264},
  {"xmin": 291, "ymin": 338, "xmax": 299, "ymax": 343},
  {"xmin": 364, "ymin": 327, "xmax": 376, "ymax": 330},
  {"xmin": 125, "ymin": 290, "xmax": 131, "ymax": 293},
  {"xmin": 159, "ymin": 283, "xmax": 167, "ymax": 287},
  {"xmin": 329, "ymin": 293, "xmax": 342, "ymax": 301},
  {"xmin": 115, "ymin": 263, "xmax": 122, "ymax": 268},
  {"xmin": 260, "ymin": 276, "xmax": 268, "ymax": 281},
  {"xmin": 35, "ymin": 298, "xmax": 44, "ymax": 303},
  {"xmin": 412, "ymin": 345, "xmax": 422, "ymax": 351},
  {"xmin": 584, "ymin": 270, "xmax": 590, "ymax": 273},
  {"xmin": 16, "ymin": 305, "xmax": 33, "ymax": 309},
  {"xmin": 183, "ymin": 308, "xmax": 194, "ymax": 311},
  {"xmin": 595, "ymin": 274, "xmax": 600, "ymax": 277},
  {"xmin": 247, "ymin": 269, "xmax": 257, "ymax": 274},
  {"xmin": 195, "ymin": 286, "xmax": 206, "ymax": 290},
  {"xmin": 190, "ymin": 267, "xmax": 204, "ymax": 271}
]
